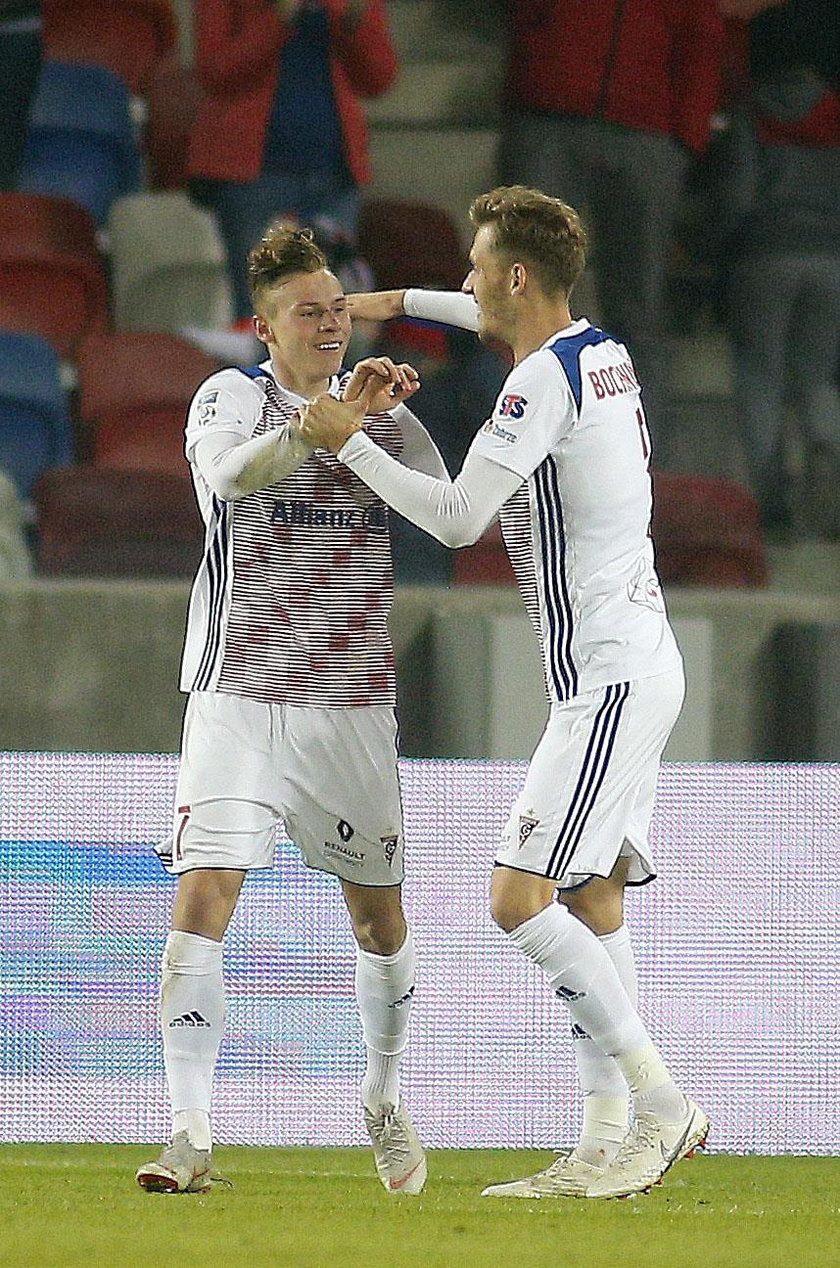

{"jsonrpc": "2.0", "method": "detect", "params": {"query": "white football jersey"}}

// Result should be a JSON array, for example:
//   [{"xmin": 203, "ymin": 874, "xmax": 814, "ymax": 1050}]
[
  {"xmin": 180, "ymin": 361, "xmax": 403, "ymax": 708},
  {"xmin": 469, "ymin": 319, "xmax": 682, "ymax": 702}
]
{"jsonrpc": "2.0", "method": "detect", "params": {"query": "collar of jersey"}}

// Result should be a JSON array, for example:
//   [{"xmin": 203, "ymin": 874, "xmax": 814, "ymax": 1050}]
[
  {"xmin": 258, "ymin": 359, "xmax": 340, "ymax": 403},
  {"xmin": 539, "ymin": 318, "xmax": 591, "ymax": 349}
]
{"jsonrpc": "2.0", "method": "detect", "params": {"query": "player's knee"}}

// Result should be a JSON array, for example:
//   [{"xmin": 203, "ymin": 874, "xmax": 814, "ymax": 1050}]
[
  {"xmin": 172, "ymin": 868, "xmax": 243, "ymax": 941},
  {"xmin": 351, "ymin": 910, "xmax": 407, "ymax": 956},
  {"xmin": 490, "ymin": 866, "xmax": 555, "ymax": 933},
  {"xmin": 560, "ymin": 872, "xmax": 625, "ymax": 935},
  {"xmin": 489, "ymin": 888, "xmax": 535, "ymax": 934}
]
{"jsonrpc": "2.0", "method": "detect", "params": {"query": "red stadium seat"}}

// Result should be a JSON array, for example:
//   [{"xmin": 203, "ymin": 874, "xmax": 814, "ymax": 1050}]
[
  {"xmin": 144, "ymin": 54, "xmax": 204, "ymax": 191},
  {"xmin": 452, "ymin": 522, "xmax": 515, "ymax": 586},
  {"xmin": 33, "ymin": 465, "xmax": 202, "ymax": 576},
  {"xmin": 76, "ymin": 332, "xmax": 218, "ymax": 475},
  {"xmin": 42, "ymin": 0, "xmax": 178, "ymax": 96},
  {"xmin": 0, "ymin": 192, "xmax": 110, "ymax": 358},
  {"xmin": 357, "ymin": 198, "xmax": 467, "ymax": 291},
  {"xmin": 651, "ymin": 471, "xmax": 767, "ymax": 587},
  {"xmin": 453, "ymin": 473, "xmax": 767, "ymax": 589}
]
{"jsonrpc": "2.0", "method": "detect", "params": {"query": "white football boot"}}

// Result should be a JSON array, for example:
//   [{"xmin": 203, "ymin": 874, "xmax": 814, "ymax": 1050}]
[
  {"xmin": 363, "ymin": 1102, "xmax": 427, "ymax": 1195},
  {"xmin": 135, "ymin": 1131, "xmax": 214, "ymax": 1194},
  {"xmin": 481, "ymin": 1151, "xmax": 605, "ymax": 1199},
  {"xmin": 586, "ymin": 1098, "xmax": 709, "ymax": 1199}
]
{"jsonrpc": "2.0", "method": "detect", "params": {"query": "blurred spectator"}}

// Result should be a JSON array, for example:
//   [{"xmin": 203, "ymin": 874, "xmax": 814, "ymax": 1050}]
[
  {"xmin": 496, "ymin": 0, "xmax": 726, "ymax": 455},
  {"xmin": 0, "ymin": 1, "xmax": 42, "ymax": 190},
  {"xmin": 187, "ymin": 0, "xmax": 397, "ymax": 323},
  {"xmin": 721, "ymin": 6, "xmax": 840, "ymax": 539},
  {"xmin": 719, "ymin": 0, "xmax": 839, "ymax": 89}
]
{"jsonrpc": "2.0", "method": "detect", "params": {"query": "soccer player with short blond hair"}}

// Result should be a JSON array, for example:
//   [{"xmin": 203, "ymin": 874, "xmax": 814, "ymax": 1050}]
[
  {"xmin": 300, "ymin": 185, "xmax": 709, "ymax": 1201},
  {"xmin": 136, "ymin": 221, "xmax": 445, "ymax": 1197}
]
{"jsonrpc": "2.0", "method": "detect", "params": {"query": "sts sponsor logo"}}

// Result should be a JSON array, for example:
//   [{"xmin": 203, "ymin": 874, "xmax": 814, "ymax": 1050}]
[
  {"xmin": 481, "ymin": 392, "xmax": 528, "ymax": 445},
  {"xmin": 498, "ymin": 393, "xmax": 527, "ymax": 420}
]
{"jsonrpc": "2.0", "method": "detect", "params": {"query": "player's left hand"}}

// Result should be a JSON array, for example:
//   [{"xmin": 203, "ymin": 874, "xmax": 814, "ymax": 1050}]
[
  {"xmin": 345, "ymin": 356, "xmax": 420, "ymax": 415},
  {"xmin": 300, "ymin": 394, "xmax": 365, "ymax": 454}
]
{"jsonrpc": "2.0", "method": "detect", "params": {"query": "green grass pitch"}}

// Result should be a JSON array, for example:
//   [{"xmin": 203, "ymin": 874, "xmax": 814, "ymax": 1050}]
[{"xmin": 1, "ymin": 1146, "xmax": 838, "ymax": 1268}]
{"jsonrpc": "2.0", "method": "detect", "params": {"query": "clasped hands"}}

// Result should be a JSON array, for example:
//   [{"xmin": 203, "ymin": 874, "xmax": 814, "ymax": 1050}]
[{"xmin": 298, "ymin": 356, "xmax": 420, "ymax": 453}]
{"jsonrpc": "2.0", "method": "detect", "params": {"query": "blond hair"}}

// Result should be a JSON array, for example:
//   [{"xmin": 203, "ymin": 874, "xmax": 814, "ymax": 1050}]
[
  {"xmin": 469, "ymin": 185, "xmax": 588, "ymax": 297},
  {"xmin": 248, "ymin": 220, "xmax": 328, "ymax": 311}
]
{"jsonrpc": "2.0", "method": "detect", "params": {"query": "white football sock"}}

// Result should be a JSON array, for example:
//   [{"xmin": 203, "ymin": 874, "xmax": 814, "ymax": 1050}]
[
  {"xmin": 355, "ymin": 928, "xmax": 415, "ymax": 1113},
  {"xmin": 619, "ymin": 1045, "xmax": 688, "ymax": 1123},
  {"xmin": 160, "ymin": 929, "xmax": 225, "ymax": 1152},
  {"xmin": 573, "ymin": 922, "xmax": 637, "ymax": 1164},
  {"xmin": 507, "ymin": 905, "xmax": 682, "ymax": 1119}
]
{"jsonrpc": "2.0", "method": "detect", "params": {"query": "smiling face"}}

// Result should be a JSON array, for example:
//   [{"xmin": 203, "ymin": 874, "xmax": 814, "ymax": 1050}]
[
  {"xmin": 254, "ymin": 268, "xmax": 351, "ymax": 398},
  {"xmin": 462, "ymin": 223, "xmax": 516, "ymax": 346}
]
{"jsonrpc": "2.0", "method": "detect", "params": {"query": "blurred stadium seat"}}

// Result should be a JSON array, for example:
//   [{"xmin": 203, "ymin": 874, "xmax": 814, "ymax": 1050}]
[
  {"xmin": 0, "ymin": 332, "xmax": 73, "ymax": 496},
  {"xmin": 108, "ymin": 191, "xmax": 233, "ymax": 334},
  {"xmin": 144, "ymin": 54, "xmax": 203, "ymax": 191},
  {"xmin": 357, "ymin": 197, "xmax": 466, "ymax": 290},
  {"xmin": 652, "ymin": 471, "xmax": 767, "ymax": 587},
  {"xmin": 453, "ymin": 473, "xmax": 767, "ymax": 588},
  {"xmin": 42, "ymin": 0, "xmax": 178, "ymax": 96},
  {"xmin": 19, "ymin": 60, "xmax": 142, "ymax": 228},
  {"xmin": 77, "ymin": 331, "xmax": 216, "ymax": 475},
  {"xmin": 0, "ymin": 192, "xmax": 110, "ymax": 358},
  {"xmin": 33, "ymin": 465, "xmax": 202, "ymax": 576},
  {"xmin": 452, "ymin": 522, "xmax": 515, "ymax": 586}
]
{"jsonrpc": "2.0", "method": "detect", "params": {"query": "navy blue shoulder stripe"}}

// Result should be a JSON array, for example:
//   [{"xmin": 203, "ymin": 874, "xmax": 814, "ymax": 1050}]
[
  {"xmin": 236, "ymin": 364, "xmax": 271, "ymax": 382},
  {"xmin": 547, "ymin": 327, "xmax": 613, "ymax": 413}
]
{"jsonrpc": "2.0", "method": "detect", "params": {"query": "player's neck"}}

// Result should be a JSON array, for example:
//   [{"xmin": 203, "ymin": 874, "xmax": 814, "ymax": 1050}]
[
  {"xmin": 270, "ymin": 358, "xmax": 331, "ymax": 401},
  {"xmin": 511, "ymin": 301, "xmax": 574, "ymax": 365}
]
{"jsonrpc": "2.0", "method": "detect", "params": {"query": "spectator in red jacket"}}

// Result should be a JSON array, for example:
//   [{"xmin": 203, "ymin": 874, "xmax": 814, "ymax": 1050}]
[
  {"xmin": 188, "ymin": 0, "xmax": 397, "ymax": 321},
  {"xmin": 497, "ymin": 0, "xmax": 726, "ymax": 455}
]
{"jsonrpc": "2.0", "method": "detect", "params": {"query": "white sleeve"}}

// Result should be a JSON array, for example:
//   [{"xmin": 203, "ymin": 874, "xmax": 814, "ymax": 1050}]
[
  {"xmin": 391, "ymin": 403, "xmax": 449, "ymax": 478},
  {"xmin": 184, "ymin": 373, "xmax": 259, "ymax": 459},
  {"xmin": 193, "ymin": 426, "xmax": 313, "ymax": 501},
  {"xmin": 404, "ymin": 289, "xmax": 479, "ymax": 333},
  {"xmin": 469, "ymin": 350, "xmax": 576, "ymax": 479},
  {"xmin": 336, "ymin": 431, "xmax": 522, "ymax": 548}
]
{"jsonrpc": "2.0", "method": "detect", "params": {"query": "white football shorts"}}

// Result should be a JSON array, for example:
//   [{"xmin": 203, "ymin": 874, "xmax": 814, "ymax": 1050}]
[
  {"xmin": 496, "ymin": 667, "xmax": 685, "ymax": 890},
  {"xmin": 158, "ymin": 691, "xmax": 404, "ymax": 886}
]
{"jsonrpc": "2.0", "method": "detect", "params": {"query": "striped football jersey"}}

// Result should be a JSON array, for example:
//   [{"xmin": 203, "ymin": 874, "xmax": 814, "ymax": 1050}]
[{"xmin": 180, "ymin": 362, "xmax": 402, "ymax": 707}]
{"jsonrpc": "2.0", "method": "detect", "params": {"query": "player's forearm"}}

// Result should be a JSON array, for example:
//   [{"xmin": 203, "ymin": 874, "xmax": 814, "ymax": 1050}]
[
  {"xmin": 194, "ymin": 427, "xmax": 313, "ymax": 500},
  {"xmin": 404, "ymin": 289, "xmax": 479, "ymax": 333},
  {"xmin": 392, "ymin": 403, "xmax": 450, "ymax": 479},
  {"xmin": 346, "ymin": 290, "xmax": 407, "ymax": 322},
  {"xmin": 337, "ymin": 433, "xmax": 514, "ymax": 548}
]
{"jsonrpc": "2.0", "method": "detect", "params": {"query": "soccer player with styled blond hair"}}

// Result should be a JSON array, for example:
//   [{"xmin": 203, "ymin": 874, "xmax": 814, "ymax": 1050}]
[
  {"xmin": 299, "ymin": 185, "xmax": 709, "ymax": 1201},
  {"xmin": 136, "ymin": 220, "xmax": 446, "ymax": 1197}
]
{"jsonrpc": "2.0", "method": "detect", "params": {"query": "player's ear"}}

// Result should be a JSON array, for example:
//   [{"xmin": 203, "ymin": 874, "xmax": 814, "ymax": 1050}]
[
  {"xmin": 253, "ymin": 314, "xmax": 272, "ymax": 345},
  {"xmin": 510, "ymin": 262, "xmax": 526, "ymax": 295}
]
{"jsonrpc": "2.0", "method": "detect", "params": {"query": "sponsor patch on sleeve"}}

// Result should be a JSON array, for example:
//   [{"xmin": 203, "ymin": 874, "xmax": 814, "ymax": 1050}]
[
  {"xmin": 480, "ymin": 392, "xmax": 529, "ymax": 445},
  {"xmin": 498, "ymin": 393, "xmax": 528, "ymax": 420},
  {"xmin": 195, "ymin": 389, "xmax": 219, "ymax": 425}
]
